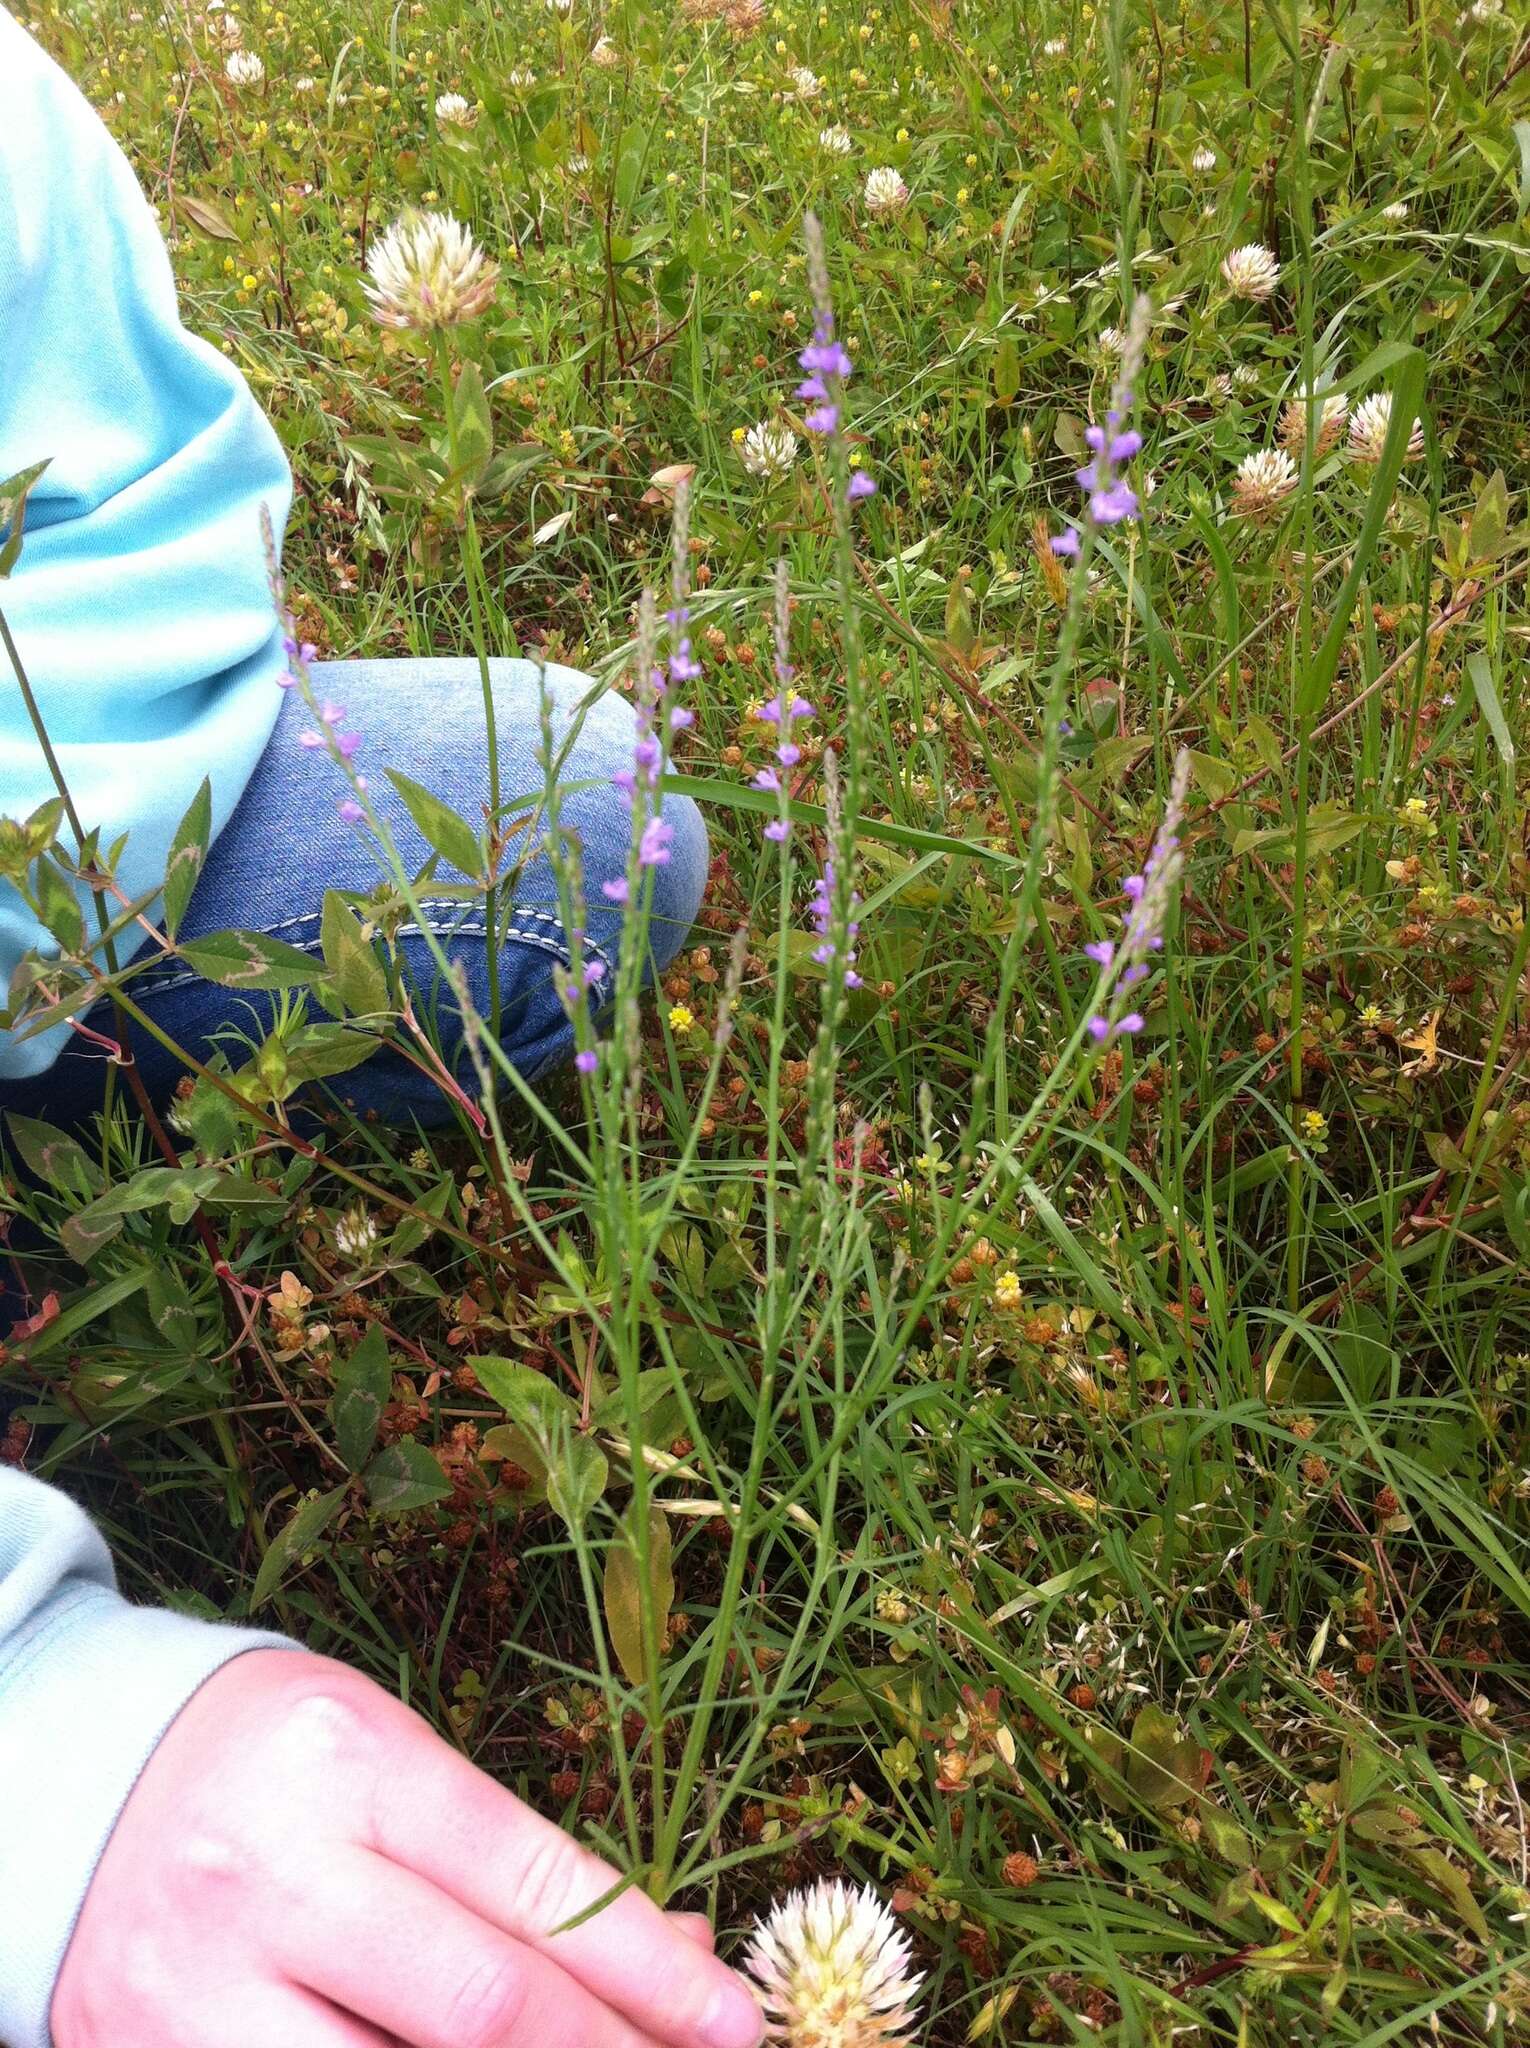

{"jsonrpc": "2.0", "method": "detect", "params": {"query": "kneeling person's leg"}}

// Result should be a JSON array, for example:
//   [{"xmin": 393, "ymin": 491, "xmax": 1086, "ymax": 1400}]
[{"xmin": 115, "ymin": 657, "xmax": 706, "ymax": 1121}]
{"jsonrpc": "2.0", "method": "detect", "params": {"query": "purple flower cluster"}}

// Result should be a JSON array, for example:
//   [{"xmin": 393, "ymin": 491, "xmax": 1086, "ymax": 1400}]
[
  {"xmin": 809, "ymin": 858, "xmax": 861, "ymax": 990},
  {"xmin": 1052, "ymin": 293, "xmax": 1151, "ymax": 559},
  {"xmin": 603, "ymin": 556, "xmax": 698, "ymax": 906},
  {"xmin": 753, "ymin": 690, "xmax": 815, "ymax": 842},
  {"xmin": 280, "ymin": 628, "xmax": 367, "ymax": 823},
  {"xmin": 1083, "ymin": 751, "xmax": 1189, "ymax": 1044},
  {"xmin": 798, "ymin": 211, "xmax": 877, "ymax": 506}
]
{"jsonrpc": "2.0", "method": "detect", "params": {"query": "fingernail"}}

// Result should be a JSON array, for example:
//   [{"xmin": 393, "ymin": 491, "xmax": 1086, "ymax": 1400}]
[{"xmin": 700, "ymin": 1979, "xmax": 765, "ymax": 2048}]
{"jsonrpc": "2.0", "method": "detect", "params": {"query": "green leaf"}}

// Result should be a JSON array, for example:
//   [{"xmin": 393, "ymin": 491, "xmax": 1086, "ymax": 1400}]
[
  {"xmin": 1298, "ymin": 350, "xmax": 1428, "ymax": 722},
  {"xmin": 5, "ymin": 1113, "xmax": 98, "ymax": 1193},
  {"xmin": 991, "ymin": 334, "xmax": 1020, "ymax": 406},
  {"xmin": 453, "ymin": 359, "xmax": 495, "ymax": 482},
  {"xmin": 59, "ymin": 1204, "xmax": 125, "ymax": 1265},
  {"xmin": 474, "ymin": 1354, "xmax": 576, "ymax": 1428},
  {"xmin": 1404, "ymin": 1847, "xmax": 1490, "ymax": 1943},
  {"xmin": 1186, "ymin": 750, "xmax": 1239, "ymax": 804},
  {"xmin": 176, "ymin": 192, "xmax": 241, "ymax": 241},
  {"xmin": 251, "ymin": 1486, "xmax": 347, "ymax": 1609},
  {"xmin": 546, "ymin": 1434, "xmax": 609, "ymax": 1532},
  {"xmin": 602, "ymin": 1502, "xmax": 674, "ymax": 1688},
  {"xmin": 0, "ymin": 460, "xmax": 51, "ymax": 577},
  {"xmin": 1125, "ymin": 1703, "xmax": 1202, "ymax": 1810},
  {"xmin": 34, "ymin": 858, "xmax": 83, "ymax": 955},
  {"xmin": 179, "ymin": 929, "xmax": 321, "ymax": 989},
  {"xmin": 1465, "ymin": 651, "xmax": 1515, "ymax": 776},
  {"xmin": 363, "ymin": 1438, "xmax": 452, "ymax": 1516},
  {"xmin": 163, "ymin": 779, "xmax": 213, "ymax": 941},
  {"xmin": 385, "ymin": 768, "xmax": 484, "ymax": 879},
  {"xmin": 277, "ymin": 1022, "xmax": 381, "ymax": 1084},
  {"xmin": 145, "ymin": 1265, "xmax": 202, "ymax": 1360},
  {"xmin": 318, "ymin": 890, "xmax": 392, "ymax": 1019},
  {"xmin": 329, "ymin": 1323, "xmax": 394, "ymax": 1472},
  {"xmin": 1467, "ymin": 468, "xmax": 1510, "ymax": 563}
]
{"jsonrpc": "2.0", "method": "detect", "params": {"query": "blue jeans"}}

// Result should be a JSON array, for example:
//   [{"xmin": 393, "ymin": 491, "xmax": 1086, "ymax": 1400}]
[{"xmin": 0, "ymin": 659, "xmax": 707, "ymax": 1127}]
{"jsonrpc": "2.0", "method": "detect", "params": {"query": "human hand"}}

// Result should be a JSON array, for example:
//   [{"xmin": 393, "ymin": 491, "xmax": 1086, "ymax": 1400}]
[{"xmin": 52, "ymin": 1648, "xmax": 765, "ymax": 2048}]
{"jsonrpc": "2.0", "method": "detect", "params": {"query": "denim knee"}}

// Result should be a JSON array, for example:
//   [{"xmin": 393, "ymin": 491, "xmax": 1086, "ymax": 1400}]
[{"xmin": 643, "ymin": 792, "xmax": 708, "ymax": 972}]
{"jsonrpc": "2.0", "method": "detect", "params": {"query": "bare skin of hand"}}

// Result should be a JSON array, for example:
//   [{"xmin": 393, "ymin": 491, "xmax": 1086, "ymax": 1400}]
[{"xmin": 52, "ymin": 1649, "xmax": 766, "ymax": 2048}]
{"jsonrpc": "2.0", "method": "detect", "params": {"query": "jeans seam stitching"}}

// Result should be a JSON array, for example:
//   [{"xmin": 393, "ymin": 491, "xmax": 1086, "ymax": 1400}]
[{"xmin": 128, "ymin": 910, "xmax": 599, "ymax": 1000}]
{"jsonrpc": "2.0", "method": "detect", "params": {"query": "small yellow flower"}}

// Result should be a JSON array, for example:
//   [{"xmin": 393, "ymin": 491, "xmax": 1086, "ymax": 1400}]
[
  {"xmin": 994, "ymin": 1270, "xmax": 1022, "ymax": 1310},
  {"xmin": 895, "ymin": 124, "xmax": 909, "ymax": 142},
  {"xmin": 1301, "ymin": 1109, "xmax": 1328, "ymax": 1141},
  {"xmin": 1359, "ymin": 1003, "xmax": 1383, "ymax": 1027},
  {"xmin": 956, "ymin": 186, "xmax": 969, "ymax": 204},
  {"xmin": 964, "ymin": 152, "xmax": 978, "ymax": 168},
  {"xmin": 241, "ymin": 272, "xmax": 258, "ymax": 290},
  {"xmin": 748, "ymin": 287, "xmax": 764, "ymax": 304},
  {"xmin": 731, "ymin": 425, "xmax": 748, "ymax": 443},
  {"xmin": 668, "ymin": 1003, "xmax": 696, "ymax": 1034}
]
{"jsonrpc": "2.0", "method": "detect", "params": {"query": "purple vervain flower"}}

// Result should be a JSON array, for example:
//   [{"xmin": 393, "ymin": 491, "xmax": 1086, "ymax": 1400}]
[
  {"xmin": 1049, "ymin": 293, "xmax": 1152, "ymax": 557},
  {"xmin": 794, "ymin": 211, "xmax": 878, "ymax": 509},
  {"xmin": 1081, "ymin": 749, "xmax": 1190, "ymax": 1044}
]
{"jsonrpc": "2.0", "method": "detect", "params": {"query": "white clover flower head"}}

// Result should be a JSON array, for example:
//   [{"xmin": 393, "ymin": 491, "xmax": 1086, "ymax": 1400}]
[
  {"xmin": 1348, "ymin": 391, "xmax": 1425, "ymax": 463},
  {"xmin": 1221, "ymin": 241, "xmax": 1280, "ymax": 300},
  {"xmin": 1043, "ymin": 35, "xmax": 1067, "ymax": 54},
  {"xmin": 293, "ymin": 73, "xmax": 317, "ymax": 93},
  {"xmin": 364, "ymin": 209, "xmax": 499, "ymax": 331},
  {"xmin": 740, "ymin": 419, "xmax": 798, "ymax": 479},
  {"xmin": 590, "ymin": 34, "xmax": 620, "ymax": 66},
  {"xmin": 508, "ymin": 64, "xmax": 537, "ymax": 87},
  {"xmin": 863, "ymin": 165, "xmax": 909, "ymax": 218},
  {"xmin": 225, "ymin": 47, "xmax": 264, "ymax": 85},
  {"xmin": 1096, "ymin": 324, "xmax": 1125, "ymax": 359},
  {"xmin": 1231, "ymin": 363, "xmax": 1260, "ymax": 390},
  {"xmin": 333, "ymin": 1203, "xmax": 379, "ymax": 1261},
  {"xmin": 818, "ymin": 123, "xmax": 853, "ymax": 155},
  {"xmin": 789, "ymin": 65, "xmax": 821, "ymax": 97},
  {"xmin": 209, "ymin": 11, "xmax": 243, "ymax": 48},
  {"xmin": 745, "ymin": 1880, "xmax": 923, "ymax": 2048},
  {"xmin": 1192, "ymin": 144, "xmax": 1217, "ymax": 173},
  {"xmin": 565, "ymin": 150, "xmax": 591, "ymax": 176},
  {"xmin": 434, "ymin": 90, "xmax": 477, "ymax": 127},
  {"xmin": 545, "ymin": 0, "xmax": 572, "ymax": 13},
  {"xmin": 1381, "ymin": 199, "xmax": 1408, "ymax": 222},
  {"xmin": 1230, "ymin": 447, "xmax": 1299, "ymax": 522},
  {"xmin": 1278, "ymin": 386, "xmax": 1348, "ymax": 456}
]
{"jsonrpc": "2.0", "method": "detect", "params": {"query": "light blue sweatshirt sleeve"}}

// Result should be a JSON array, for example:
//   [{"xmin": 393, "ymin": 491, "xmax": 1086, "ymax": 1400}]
[
  {"xmin": 0, "ymin": 6, "xmax": 294, "ymax": 1080},
  {"xmin": 0, "ymin": 1467, "xmax": 293, "ymax": 2048}
]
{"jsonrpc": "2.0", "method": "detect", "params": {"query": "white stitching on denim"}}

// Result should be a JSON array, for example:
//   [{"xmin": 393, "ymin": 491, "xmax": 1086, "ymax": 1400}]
[{"xmin": 129, "ymin": 904, "xmax": 603, "ymax": 1001}]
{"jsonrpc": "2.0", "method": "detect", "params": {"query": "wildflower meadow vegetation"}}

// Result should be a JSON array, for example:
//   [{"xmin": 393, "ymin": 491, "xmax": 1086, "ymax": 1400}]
[{"xmin": 5, "ymin": 0, "xmax": 1530, "ymax": 2038}]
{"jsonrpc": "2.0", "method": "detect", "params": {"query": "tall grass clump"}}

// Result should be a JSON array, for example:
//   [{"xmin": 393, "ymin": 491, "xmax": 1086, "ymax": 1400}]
[{"xmin": 4, "ymin": 0, "xmax": 1530, "ymax": 2040}]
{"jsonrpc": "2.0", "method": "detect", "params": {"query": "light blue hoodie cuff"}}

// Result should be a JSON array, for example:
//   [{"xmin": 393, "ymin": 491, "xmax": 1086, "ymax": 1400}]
[{"xmin": 0, "ymin": 1581, "xmax": 291, "ymax": 2048}]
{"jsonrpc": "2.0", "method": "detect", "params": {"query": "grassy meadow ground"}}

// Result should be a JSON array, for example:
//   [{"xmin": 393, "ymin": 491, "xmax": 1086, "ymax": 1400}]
[{"xmin": 6, "ymin": 0, "xmax": 1530, "ymax": 2040}]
